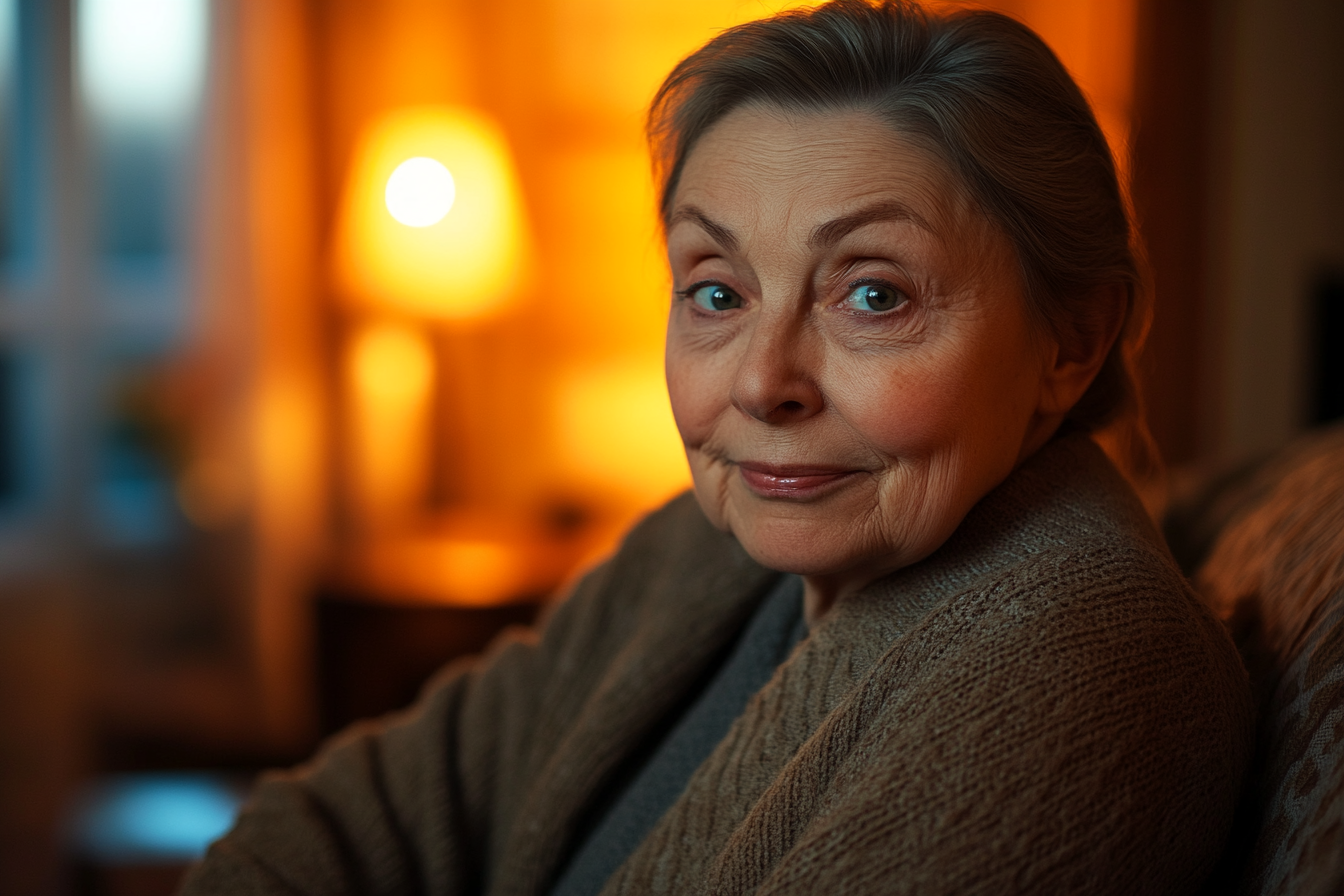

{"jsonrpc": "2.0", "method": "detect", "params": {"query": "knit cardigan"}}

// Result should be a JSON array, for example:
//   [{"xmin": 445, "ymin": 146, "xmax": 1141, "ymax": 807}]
[{"xmin": 181, "ymin": 435, "xmax": 1253, "ymax": 896}]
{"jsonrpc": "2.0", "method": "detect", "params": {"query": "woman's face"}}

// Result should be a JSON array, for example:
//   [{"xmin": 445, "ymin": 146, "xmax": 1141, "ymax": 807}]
[{"xmin": 664, "ymin": 105, "xmax": 1066, "ymax": 611}]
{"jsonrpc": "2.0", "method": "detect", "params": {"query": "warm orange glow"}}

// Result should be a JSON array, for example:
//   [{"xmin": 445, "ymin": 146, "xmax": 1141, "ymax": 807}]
[
  {"xmin": 346, "ymin": 322, "xmax": 436, "ymax": 530},
  {"xmin": 334, "ymin": 105, "xmax": 531, "ymax": 320},
  {"xmin": 555, "ymin": 360, "xmax": 691, "ymax": 506},
  {"xmin": 552, "ymin": 0, "xmax": 815, "ymax": 117},
  {"xmin": 361, "ymin": 537, "xmax": 521, "ymax": 607},
  {"xmin": 351, "ymin": 322, "xmax": 434, "ymax": 402},
  {"xmin": 343, "ymin": 531, "xmax": 592, "ymax": 607}
]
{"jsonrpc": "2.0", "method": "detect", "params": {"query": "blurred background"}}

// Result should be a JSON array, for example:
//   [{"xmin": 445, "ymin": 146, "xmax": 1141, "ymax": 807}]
[{"xmin": 0, "ymin": 0, "xmax": 1339, "ymax": 893}]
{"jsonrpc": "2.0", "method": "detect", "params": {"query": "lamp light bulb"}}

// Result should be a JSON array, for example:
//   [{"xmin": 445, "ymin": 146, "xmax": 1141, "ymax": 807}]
[{"xmin": 385, "ymin": 157, "xmax": 455, "ymax": 227}]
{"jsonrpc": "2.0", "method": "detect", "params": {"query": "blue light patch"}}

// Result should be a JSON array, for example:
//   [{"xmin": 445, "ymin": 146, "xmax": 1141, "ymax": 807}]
[{"xmin": 70, "ymin": 773, "xmax": 244, "ymax": 862}]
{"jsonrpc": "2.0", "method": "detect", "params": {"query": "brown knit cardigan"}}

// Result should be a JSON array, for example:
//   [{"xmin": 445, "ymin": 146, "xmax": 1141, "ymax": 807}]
[{"xmin": 181, "ymin": 435, "xmax": 1253, "ymax": 896}]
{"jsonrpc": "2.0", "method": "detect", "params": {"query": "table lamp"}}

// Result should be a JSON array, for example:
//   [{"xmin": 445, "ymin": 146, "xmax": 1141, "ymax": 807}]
[{"xmin": 333, "ymin": 105, "xmax": 531, "ymax": 534}]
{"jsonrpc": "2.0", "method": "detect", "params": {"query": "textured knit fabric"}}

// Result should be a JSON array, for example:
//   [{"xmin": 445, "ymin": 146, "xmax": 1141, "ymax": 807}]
[
  {"xmin": 550, "ymin": 574, "xmax": 805, "ymax": 896},
  {"xmin": 1192, "ymin": 424, "xmax": 1344, "ymax": 896},
  {"xmin": 180, "ymin": 434, "xmax": 1253, "ymax": 896}
]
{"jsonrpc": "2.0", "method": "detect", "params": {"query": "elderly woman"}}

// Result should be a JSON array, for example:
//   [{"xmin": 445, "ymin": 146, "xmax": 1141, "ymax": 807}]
[{"xmin": 183, "ymin": 2, "xmax": 1251, "ymax": 894}]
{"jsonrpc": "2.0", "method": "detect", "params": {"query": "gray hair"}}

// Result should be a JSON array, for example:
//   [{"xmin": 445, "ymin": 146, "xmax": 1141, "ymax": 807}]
[{"xmin": 648, "ymin": 0, "xmax": 1153, "ymax": 456}]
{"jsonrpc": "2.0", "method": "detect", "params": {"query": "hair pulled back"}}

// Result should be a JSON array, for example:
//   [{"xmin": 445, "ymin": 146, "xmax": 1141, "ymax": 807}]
[{"xmin": 648, "ymin": 0, "xmax": 1154, "ymax": 460}]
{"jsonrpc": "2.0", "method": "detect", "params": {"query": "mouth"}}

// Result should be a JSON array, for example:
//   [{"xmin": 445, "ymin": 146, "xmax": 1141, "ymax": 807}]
[{"xmin": 735, "ymin": 461, "xmax": 862, "ymax": 499}]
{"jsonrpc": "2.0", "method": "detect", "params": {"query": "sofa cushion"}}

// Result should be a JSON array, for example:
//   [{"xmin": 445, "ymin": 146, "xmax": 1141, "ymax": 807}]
[{"xmin": 1195, "ymin": 424, "xmax": 1344, "ymax": 895}]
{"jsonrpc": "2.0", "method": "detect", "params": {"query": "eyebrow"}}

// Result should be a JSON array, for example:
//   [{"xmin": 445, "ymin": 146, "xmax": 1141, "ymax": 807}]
[
  {"xmin": 808, "ymin": 200, "xmax": 933, "ymax": 249},
  {"xmin": 667, "ymin": 205, "xmax": 739, "ymax": 253},
  {"xmin": 669, "ymin": 199, "xmax": 933, "ymax": 255}
]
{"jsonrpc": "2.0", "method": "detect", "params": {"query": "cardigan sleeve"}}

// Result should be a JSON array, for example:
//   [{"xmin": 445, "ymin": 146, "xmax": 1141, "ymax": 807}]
[{"xmin": 177, "ymin": 554, "xmax": 625, "ymax": 896}]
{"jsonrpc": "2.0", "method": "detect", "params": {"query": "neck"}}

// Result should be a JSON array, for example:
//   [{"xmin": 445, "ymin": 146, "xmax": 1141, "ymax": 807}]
[{"xmin": 801, "ymin": 576, "xmax": 843, "ymax": 626}]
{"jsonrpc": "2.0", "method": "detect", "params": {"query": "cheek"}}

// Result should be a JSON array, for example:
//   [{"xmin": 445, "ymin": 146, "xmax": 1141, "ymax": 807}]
[
  {"xmin": 828, "ymin": 324, "xmax": 1047, "ymax": 467},
  {"xmin": 665, "ymin": 336, "xmax": 736, "ymax": 531},
  {"xmin": 665, "ymin": 338, "xmax": 724, "ymax": 447},
  {"xmin": 826, "ymin": 354, "xmax": 964, "ymax": 458}
]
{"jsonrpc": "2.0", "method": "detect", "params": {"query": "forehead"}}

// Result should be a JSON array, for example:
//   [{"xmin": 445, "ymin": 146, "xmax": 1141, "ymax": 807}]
[{"xmin": 672, "ymin": 105, "xmax": 977, "ymax": 239}]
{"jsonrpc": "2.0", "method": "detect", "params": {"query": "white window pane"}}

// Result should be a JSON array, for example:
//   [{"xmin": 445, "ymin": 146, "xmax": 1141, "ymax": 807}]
[
  {"xmin": 76, "ymin": 0, "xmax": 208, "ymax": 133},
  {"xmin": 0, "ymin": 0, "xmax": 13, "ymax": 87},
  {"xmin": 0, "ymin": 0, "xmax": 14, "ymax": 265},
  {"xmin": 77, "ymin": 0, "xmax": 210, "ymax": 262}
]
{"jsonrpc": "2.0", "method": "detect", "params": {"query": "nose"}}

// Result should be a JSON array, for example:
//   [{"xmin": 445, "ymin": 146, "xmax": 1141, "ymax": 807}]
[{"xmin": 729, "ymin": 310, "xmax": 824, "ymax": 424}]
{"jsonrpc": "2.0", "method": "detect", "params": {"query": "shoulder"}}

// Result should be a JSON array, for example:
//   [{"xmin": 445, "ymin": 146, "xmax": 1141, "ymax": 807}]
[
  {"xmin": 895, "ymin": 434, "xmax": 1250, "ymax": 730},
  {"xmin": 984, "ymin": 436, "xmax": 1240, "ymax": 683},
  {"xmin": 844, "ymin": 434, "xmax": 1213, "ymax": 646},
  {"xmin": 789, "ymin": 436, "xmax": 1254, "ymax": 893},
  {"xmin": 844, "ymin": 432, "xmax": 1254, "ymax": 816}
]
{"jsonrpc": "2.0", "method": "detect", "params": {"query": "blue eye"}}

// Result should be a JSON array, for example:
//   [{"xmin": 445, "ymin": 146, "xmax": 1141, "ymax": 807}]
[
  {"xmin": 684, "ymin": 283, "xmax": 742, "ymax": 311},
  {"xmin": 844, "ymin": 282, "xmax": 905, "ymax": 313}
]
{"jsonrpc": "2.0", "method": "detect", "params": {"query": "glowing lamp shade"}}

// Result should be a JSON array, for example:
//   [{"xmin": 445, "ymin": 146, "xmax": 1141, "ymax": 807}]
[{"xmin": 335, "ymin": 106, "xmax": 531, "ymax": 320}]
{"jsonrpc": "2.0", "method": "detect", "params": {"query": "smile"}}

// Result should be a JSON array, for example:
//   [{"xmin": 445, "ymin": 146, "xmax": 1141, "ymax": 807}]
[{"xmin": 735, "ymin": 462, "xmax": 862, "ymax": 499}]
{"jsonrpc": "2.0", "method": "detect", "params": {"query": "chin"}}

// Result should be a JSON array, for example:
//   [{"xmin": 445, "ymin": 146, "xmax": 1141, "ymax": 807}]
[{"xmin": 730, "ymin": 509, "xmax": 880, "ymax": 578}]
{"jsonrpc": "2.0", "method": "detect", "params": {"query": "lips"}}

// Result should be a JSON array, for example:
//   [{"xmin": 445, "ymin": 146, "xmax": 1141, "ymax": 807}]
[{"xmin": 736, "ymin": 461, "xmax": 861, "ymax": 499}]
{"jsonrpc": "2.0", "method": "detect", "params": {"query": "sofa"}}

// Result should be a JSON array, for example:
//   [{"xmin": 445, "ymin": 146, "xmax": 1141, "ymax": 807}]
[{"xmin": 1164, "ymin": 423, "xmax": 1344, "ymax": 896}]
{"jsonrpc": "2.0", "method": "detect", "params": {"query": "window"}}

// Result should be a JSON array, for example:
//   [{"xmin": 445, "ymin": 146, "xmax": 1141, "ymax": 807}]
[{"xmin": 0, "ymin": 0, "xmax": 209, "ymax": 552}]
